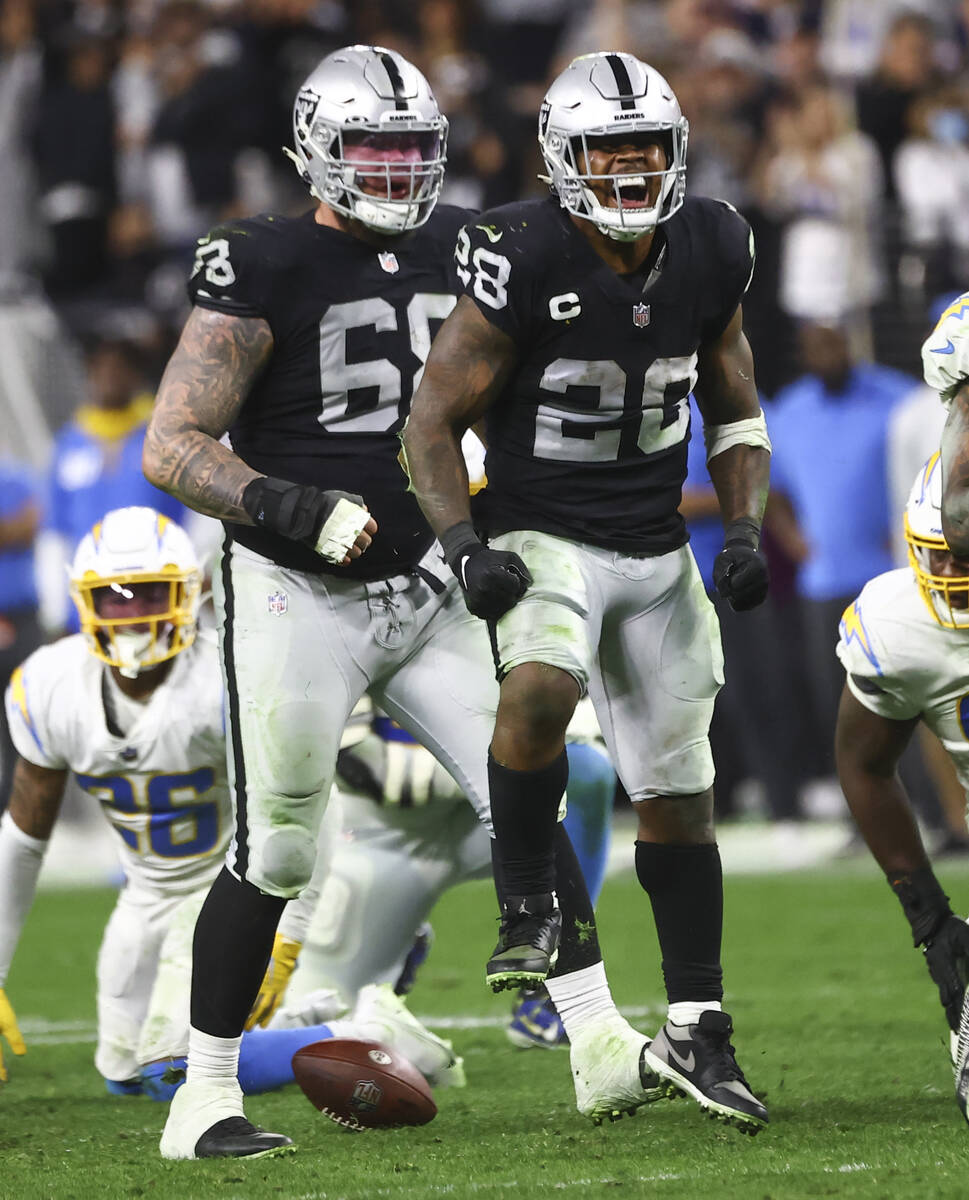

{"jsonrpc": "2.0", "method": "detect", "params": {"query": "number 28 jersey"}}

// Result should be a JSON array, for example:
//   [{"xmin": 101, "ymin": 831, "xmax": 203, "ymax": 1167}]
[
  {"xmin": 459, "ymin": 195, "xmax": 754, "ymax": 553},
  {"xmin": 189, "ymin": 206, "xmax": 470, "ymax": 580},
  {"xmin": 5, "ymin": 635, "xmax": 231, "ymax": 893}
]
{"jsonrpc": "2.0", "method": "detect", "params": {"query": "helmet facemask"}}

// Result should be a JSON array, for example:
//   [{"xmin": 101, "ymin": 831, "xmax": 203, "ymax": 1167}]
[
  {"xmin": 903, "ymin": 453, "xmax": 969, "ymax": 629},
  {"xmin": 541, "ymin": 120, "xmax": 688, "ymax": 241},
  {"xmin": 538, "ymin": 53, "xmax": 689, "ymax": 243},
  {"xmin": 69, "ymin": 507, "xmax": 203, "ymax": 678},
  {"xmin": 904, "ymin": 517, "xmax": 969, "ymax": 629},
  {"xmin": 286, "ymin": 46, "xmax": 448, "ymax": 235}
]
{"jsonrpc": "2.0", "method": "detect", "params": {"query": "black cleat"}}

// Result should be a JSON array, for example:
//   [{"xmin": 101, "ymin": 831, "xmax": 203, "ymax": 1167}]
[
  {"xmin": 645, "ymin": 1011, "xmax": 768, "ymax": 1134},
  {"xmin": 195, "ymin": 1117, "xmax": 296, "ymax": 1159},
  {"xmin": 486, "ymin": 893, "xmax": 561, "ymax": 992}
]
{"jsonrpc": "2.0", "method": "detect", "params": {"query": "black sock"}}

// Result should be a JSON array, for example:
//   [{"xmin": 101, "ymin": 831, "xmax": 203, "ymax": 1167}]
[
  {"xmin": 550, "ymin": 822, "xmax": 602, "ymax": 975},
  {"xmin": 488, "ymin": 749, "xmax": 568, "ymax": 896},
  {"xmin": 190, "ymin": 866, "xmax": 287, "ymax": 1037},
  {"xmin": 635, "ymin": 841, "xmax": 724, "ymax": 1004}
]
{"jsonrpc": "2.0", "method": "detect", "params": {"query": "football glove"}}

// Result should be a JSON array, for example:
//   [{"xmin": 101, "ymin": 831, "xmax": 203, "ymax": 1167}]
[
  {"xmin": 245, "ymin": 934, "xmax": 302, "ymax": 1030},
  {"xmin": 923, "ymin": 916, "xmax": 969, "ymax": 1032},
  {"xmin": 713, "ymin": 519, "xmax": 768, "ymax": 612},
  {"xmin": 439, "ymin": 521, "xmax": 532, "ymax": 621},
  {"xmin": 242, "ymin": 476, "xmax": 373, "ymax": 564},
  {"xmin": 0, "ymin": 988, "xmax": 26, "ymax": 1082}
]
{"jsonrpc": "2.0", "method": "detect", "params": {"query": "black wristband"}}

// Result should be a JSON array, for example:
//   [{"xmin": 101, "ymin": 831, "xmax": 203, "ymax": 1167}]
[
  {"xmin": 438, "ymin": 520, "xmax": 483, "ymax": 575},
  {"xmin": 723, "ymin": 516, "xmax": 762, "ymax": 549},
  {"xmin": 888, "ymin": 865, "xmax": 952, "ymax": 946},
  {"xmin": 241, "ymin": 476, "xmax": 320, "ymax": 545}
]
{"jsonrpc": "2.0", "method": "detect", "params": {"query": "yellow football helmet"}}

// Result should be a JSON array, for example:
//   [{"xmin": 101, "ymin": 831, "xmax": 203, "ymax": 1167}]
[
  {"xmin": 69, "ymin": 507, "xmax": 202, "ymax": 676},
  {"xmin": 904, "ymin": 453, "xmax": 969, "ymax": 629}
]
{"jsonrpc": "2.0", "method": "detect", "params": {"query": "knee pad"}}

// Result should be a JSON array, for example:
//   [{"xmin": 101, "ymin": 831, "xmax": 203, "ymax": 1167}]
[
  {"xmin": 259, "ymin": 826, "xmax": 317, "ymax": 894},
  {"xmin": 140, "ymin": 1057, "xmax": 188, "ymax": 1102}
]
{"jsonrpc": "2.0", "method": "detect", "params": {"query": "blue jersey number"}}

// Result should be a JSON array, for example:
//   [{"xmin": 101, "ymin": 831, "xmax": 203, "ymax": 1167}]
[{"xmin": 76, "ymin": 768, "xmax": 219, "ymax": 859}]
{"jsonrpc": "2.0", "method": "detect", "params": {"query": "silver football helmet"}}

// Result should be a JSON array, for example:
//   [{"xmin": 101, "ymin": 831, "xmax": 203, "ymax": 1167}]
[
  {"xmin": 539, "ymin": 52, "xmax": 688, "ymax": 242},
  {"xmin": 284, "ymin": 44, "xmax": 448, "ymax": 234}
]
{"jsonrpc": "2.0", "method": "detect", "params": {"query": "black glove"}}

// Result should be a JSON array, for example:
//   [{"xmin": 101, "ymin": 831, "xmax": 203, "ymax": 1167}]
[
  {"xmin": 889, "ymin": 866, "xmax": 969, "ymax": 1032},
  {"xmin": 924, "ymin": 916, "xmax": 969, "ymax": 1032},
  {"xmin": 439, "ymin": 521, "xmax": 532, "ymax": 621},
  {"xmin": 242, "ymin": 476, "xmax": 365, "ymax": 550},
  {"xmin": 713, "ymin": 518, "xmax": 768, "ymax": 612}
]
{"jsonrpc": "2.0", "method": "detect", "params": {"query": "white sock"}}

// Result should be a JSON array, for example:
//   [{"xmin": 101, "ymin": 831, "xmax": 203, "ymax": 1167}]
[
  {"xmin": 545, "ymin": 961, "xmax": 619, "ymax": 1039},
  {"xmin": 186, "ymin": 1026, "xmax": 242, "ymax": 1085},
  {"xmin": 667, "ymin": 1000, "xmax": 722, "ymax": 1026}
]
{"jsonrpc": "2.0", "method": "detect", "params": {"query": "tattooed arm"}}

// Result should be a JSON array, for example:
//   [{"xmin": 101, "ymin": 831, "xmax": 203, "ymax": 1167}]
[
  {"xmin": 941, "ymin": 383, "xmax": 969, "ymax": 559},
  {"xmin": 143, "ymin": 307, "xmax": 273, "ymax": 522},
  {"xmin": 402, "ymin": 295, "xmax": 518, "ymax": 536}
]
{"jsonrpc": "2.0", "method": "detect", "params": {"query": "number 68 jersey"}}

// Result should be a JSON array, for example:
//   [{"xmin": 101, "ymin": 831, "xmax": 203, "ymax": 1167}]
[
  {"xmin": 5, "ymin": 633, "xmax": 231, "ymax": 892},
  {"xmin": 188, "ymin": 204, "xmax": 470, "ymax": 581},
  {"xmin": 459, "ymin": 194, "xmax": 754, "ymax": 554}
]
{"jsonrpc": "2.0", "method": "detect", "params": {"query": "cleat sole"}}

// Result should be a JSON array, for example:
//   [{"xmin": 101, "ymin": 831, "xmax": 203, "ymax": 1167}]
[
  {"xmin": 650, "ymin": 1057, "xmax": 767, "ymax": 1136},
  {"xmin": 487, "ymin": 971, "xmax": 548, "ymax": 993}
]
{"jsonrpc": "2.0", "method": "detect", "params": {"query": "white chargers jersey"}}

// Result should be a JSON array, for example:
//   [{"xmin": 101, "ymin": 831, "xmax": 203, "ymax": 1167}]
[
  {"xmin": 5, "ymin": 633, "xmax": 230, "ymax": 892},
  {"xmin": 836, "ymin": 568, "xmax": 969, "ymax": 793}
]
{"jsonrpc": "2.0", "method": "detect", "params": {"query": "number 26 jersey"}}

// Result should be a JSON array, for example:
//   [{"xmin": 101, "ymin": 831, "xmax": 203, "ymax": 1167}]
[
  {"xmin": 459, "ymin": 195, "xmax": 754, "ymax": 554},
  {"xmin": 5, "ymin": 635, "xmax": 230, "ymax": 892}
]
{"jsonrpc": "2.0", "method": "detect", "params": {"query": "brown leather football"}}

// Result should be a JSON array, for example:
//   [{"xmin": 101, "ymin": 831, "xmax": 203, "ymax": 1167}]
[{"xmin": 291, "ymin": 1039, "xmax": 437, "ymax": 1130}]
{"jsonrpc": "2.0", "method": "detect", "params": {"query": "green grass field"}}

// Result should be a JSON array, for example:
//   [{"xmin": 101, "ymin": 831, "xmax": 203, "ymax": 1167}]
[{"xmin": 5, "ymin": 860, "xmax": 969, "ymax": 1200}]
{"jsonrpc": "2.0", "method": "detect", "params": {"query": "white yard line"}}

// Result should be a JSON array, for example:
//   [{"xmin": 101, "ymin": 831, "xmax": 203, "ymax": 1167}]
[{"xmin": 19, "ymin": 1005, "xmax": 664, "ymax": 1046}]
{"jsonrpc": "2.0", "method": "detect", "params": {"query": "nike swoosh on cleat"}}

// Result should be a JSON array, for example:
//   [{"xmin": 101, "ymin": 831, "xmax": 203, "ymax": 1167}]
[
  {"xmin": 932, "ymin": 339, "xmax": 956, "ymax": 355},
  {"xmin": 664, "ymin": 1041, "xmax": 696, "ymax": 1074}
]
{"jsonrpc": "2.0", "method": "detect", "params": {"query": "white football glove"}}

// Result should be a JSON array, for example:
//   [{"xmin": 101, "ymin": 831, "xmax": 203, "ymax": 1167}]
[{"xmin": 922, "ymin": 292, "xmax": 969, "ymax": 406}]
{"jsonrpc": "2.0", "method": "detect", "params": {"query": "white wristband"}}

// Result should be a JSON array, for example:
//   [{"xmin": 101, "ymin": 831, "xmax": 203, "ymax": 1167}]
[
  {"xmin": 704, "ymin": 409, "xmax": 771, "ymax": 463},
  {"xmin": 0, "ymin": 811, "xmax": 48, "ymax": 987},
  {"xmin": 314, "ymin": 497, "xmax": 371, "ymax": 564}
]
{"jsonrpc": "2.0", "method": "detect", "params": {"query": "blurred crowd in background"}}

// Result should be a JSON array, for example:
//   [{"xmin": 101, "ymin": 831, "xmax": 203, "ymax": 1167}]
[{"xmin": 2, "ymin": 0, "xmax": 969, "ymax": 853}]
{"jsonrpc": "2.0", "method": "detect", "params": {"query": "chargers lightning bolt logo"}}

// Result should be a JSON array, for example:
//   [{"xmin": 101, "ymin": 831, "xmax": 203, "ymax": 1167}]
[
  {"xmin": 929, "ymin": 296, "xmax": 969, "ymax": 354},
  {"xmin": 839, "ymin": 601, "xmax": 882, "ymax": 674}
]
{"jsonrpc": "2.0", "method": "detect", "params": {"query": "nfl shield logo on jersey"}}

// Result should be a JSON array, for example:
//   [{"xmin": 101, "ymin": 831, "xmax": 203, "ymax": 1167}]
[
  {"xmin": 632, "ymin": 302, "xmax": 651, "ymax": 328},
  {"xmin": 378, "ymin": 252, "xmax": 400, "ymax": 274},
  {"xmin": 267, "ymin": 591, "xmax": 288, "ymax": 616}
]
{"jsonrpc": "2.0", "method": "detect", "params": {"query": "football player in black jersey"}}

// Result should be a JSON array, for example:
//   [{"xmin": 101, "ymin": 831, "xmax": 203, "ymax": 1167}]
[
  {"xmin": 404, "ymin": 52, "xmax": 772, "ymax": 1134},
  {"xmin": 144, "ymin": 45, "xmax": 663, "ymax": 1160}
]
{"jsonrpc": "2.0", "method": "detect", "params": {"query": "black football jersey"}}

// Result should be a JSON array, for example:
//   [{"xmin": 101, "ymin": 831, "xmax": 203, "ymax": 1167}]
[
  {"xmin": 187, "ymin": 205, "xmax": 469, "ymax": 579},
  {"xmin": 458, "ymin": 195, "xmax": 754, "ymax": 553}
]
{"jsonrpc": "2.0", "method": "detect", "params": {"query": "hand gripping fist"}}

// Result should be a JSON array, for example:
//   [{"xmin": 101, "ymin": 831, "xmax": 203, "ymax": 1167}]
[
  {"xmin": 242, "ymin": 476, "xmax": 376, "ymax": 565},
  {"xmin": 440, "ymin": 522, "xmax": 532, "ymax": 621},
  {"xmin": 245, "ymin": 933, "xmax": 302, "ymax": 1030},
  {"xmin": 713, "ymin": 519, "xmax": 769, "ymax": 612},
  {"xmin": 0, "ymin": 988, "xmax": 25, "ymax": 1082}
]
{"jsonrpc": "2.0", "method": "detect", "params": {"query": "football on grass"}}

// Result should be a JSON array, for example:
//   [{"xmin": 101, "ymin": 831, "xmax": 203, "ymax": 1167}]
[{"xmin": 292, "ymin": 1039, "xmax": 437, "ymax": 1130}]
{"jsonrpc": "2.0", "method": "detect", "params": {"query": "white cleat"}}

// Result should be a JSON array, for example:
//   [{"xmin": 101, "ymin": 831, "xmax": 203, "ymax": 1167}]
[
  {"xmin": 159, "ymin": 1078, "xmax": 294, "ymax": 1160},
  {"xmin": 569, "ymin": 1014, "xmax": 664, "ymax": 1124},
  {"xmin": 351, "ymin": 983, "xmax": 466, "ymax": 1089}
]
